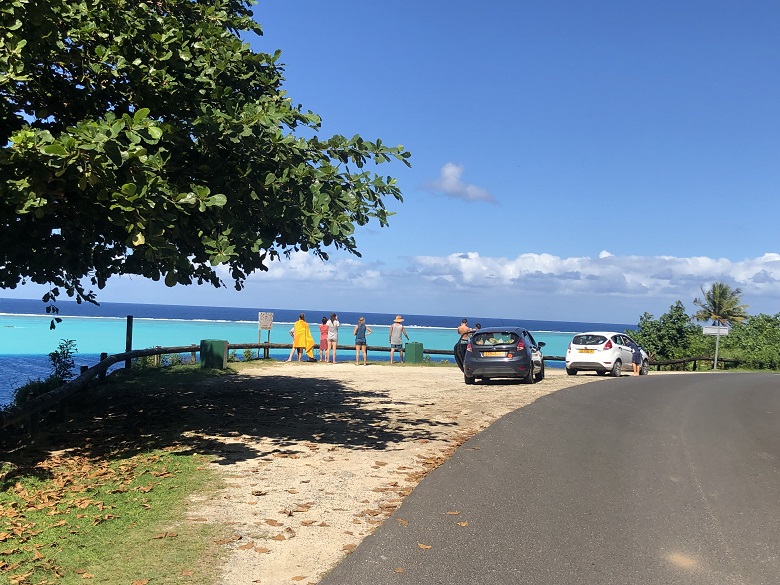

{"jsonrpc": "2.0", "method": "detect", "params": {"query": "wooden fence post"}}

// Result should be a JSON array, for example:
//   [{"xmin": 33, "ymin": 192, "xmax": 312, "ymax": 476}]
[
  {"xmin": 125, "ymin": 316, "xmax": 133, "ymax": 369},
  {"xmin": 99, "ymin": 353, "xmax": 108, "ymax": 380}
]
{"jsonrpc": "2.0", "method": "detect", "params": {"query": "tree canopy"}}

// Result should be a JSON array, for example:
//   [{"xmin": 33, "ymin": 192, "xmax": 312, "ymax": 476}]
[
  {"xmin": 1, "ymin": 0, "xmax": 411, "ymax": 312},
  {"xmin": 631, "ymin": 301, "xmax": 702, "ymax": 361},
  {"xmin": 692, "ymin": 282, "xmax": 748, "ymax": 326}
]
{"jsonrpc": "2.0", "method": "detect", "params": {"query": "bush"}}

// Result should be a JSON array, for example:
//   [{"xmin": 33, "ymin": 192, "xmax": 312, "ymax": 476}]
[
  {"xmin": 12, "ymin": 377, "xmax": 63, "ymax": 406},
  {"xmin": 49, "ymin": 339, "xmax": 77, "ymax": 381},
  {"xmin": 12, "ymin": 339, "xmax": 78, "ymax": 406},
  {"xmin": 132, "ymin": 355, "xmax": 156, "ymax": 369},
  {"xmin": 227, "ymin": 350, "xmax": 237, "ymax": 363},
  {"xmin": 242, "ymin": 349, "xmax": 254, "ymax": 362}
]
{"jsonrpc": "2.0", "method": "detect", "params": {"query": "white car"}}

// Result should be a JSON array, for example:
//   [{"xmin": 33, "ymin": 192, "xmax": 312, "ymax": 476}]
[{"xmin": 565, "ymin": 331, "xmax": 648, "ymax": 376}]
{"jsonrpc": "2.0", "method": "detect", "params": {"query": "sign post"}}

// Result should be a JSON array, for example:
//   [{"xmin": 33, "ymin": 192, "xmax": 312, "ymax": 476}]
[
  {"xmin": 703, "ymin": 325, "xmax": 729, "ymax": 370},
  {"xmin": 258, "ymin": 312, "xmax": 274, "ymax": 359}
]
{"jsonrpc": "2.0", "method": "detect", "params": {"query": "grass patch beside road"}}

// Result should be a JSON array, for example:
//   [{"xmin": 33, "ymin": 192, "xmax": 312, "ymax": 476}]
[
  {"xmin": 1, "ymin": 449, "xmax": 222, "ymax": 584},
  {"xmin": 1, "ymin": 366, "xmax": 232, "ymax": 585}
]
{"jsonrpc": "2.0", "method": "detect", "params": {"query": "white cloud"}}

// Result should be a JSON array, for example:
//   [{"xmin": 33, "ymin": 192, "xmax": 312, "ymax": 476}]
[
  {"xmin": 424, "ymin": 162, "xmax": 495, "ymax": 202},
  {"xmin": 221, "ymin": 250, "xmax": 780, "ymax": 320},
  {"xmin": 13, "ymin": 250, "xmax": 776, "ymax": 324}
]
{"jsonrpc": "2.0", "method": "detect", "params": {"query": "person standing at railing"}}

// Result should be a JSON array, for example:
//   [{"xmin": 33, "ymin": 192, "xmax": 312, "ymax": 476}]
[
  {"xmin": 318, "ymin": 317, "xmax": 329, "ymax": 362},
  {"xmin": 326, "ymin": 313, "xmax": 340, "ymax": 363},
  {"xmin": 286, "ymin": 313, "xmax": 315, "ymax": 362},
  {"xmin": 389, "ymin": 315, "xmax": 409, "ymax": 364},
  {"xmin": 354, "ymin": 317, "xmax": 373, "ymax": 365}
]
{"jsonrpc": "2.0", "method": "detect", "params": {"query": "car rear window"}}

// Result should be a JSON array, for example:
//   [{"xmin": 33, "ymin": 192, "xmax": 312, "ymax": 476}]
[
  {"xmin": 472, "ymin": 332, "xmax": 519, "ymax": 346},
  {"xmin": 572, "ymin": 334, "xmax": 607, "ymax": 346}
]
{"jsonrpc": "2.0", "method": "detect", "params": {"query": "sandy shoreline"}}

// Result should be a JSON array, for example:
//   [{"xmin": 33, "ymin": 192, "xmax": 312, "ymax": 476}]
[{"xmin": 184, "ymin": 362, "xmax": 602, "ymax": 584}]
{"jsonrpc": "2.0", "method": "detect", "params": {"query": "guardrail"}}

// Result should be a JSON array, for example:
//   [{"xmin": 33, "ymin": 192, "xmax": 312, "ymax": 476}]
[{"xmin": 648, "ymin": 355, "xmax": 740, "ymax": 371}]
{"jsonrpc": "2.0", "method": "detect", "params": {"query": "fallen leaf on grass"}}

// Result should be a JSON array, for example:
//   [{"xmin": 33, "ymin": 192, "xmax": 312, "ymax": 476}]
[
  {"xmin": 395, "ymin": 567, "xmax": 405, "ymax": 573},
  {"xmin": 255, "ymin": 547, "xmax": 270, "ymax": 553},
  {"xmin": 300, "ymin": 520, "xmax": 316, "ymax": 526},
  {"xmin": 446, "ymin": 511, "xmax": 460, "ymax": 515},
  {"xmin": 153, "ymin": 532, "xmax": 178, "ymax": 539},
  {"xmin": 457, "ymin": 521, "xmax": 469, "ymax": 527},
  {"xmin": 418, "ymin": 543, "xmax": 432, "ymax": 550},
  {"xmin": 271, "ymin": 534, "xmax": 286, "ymax": 541},
  {"xmin": 397, "ymin": 518, "xmax": 409, "ymax": 526},
  {"xmin": 342, "ymin": 544, "xmax": 357, "ymax": 552},
  {"xmin": 181, "ymin": 570, "xmax": 194, "ymax": 576},
  {"xmin": 80, "ymin": 573, "xmax": 94, "ymax": 579},
  {"xmin": 237, "ymin": 541, "xmax": 255, "ymax": 550},
  {"xmin": 291, "ymin": 576, "xmax": 307, "ymax": 581},
  {"xmin": 265, "ymin": 519, "xmax": 284, "ymax": 527},
  {"xmin": 131, "ymin": 580, "xmax": 150, "ymax": 585}
]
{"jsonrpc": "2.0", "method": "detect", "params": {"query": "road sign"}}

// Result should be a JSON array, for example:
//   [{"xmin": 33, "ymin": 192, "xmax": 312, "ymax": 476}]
[
  {"xmin": 258, "ymin": 312, "xmax": 274, "ymax": 331},
  {"xmin": 703, "ymin": 326, "xmax": 729, "ymax": 336}
]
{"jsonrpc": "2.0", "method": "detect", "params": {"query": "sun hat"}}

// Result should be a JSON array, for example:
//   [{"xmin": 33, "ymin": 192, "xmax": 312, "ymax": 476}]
[{"xmin": 394, "ymin": 315, "xmax": 404, "ymax": 323}]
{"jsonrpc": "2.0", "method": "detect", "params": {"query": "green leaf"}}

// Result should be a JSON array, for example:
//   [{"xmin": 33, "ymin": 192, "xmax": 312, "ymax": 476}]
[
  {"xmin": 205, "ymin": 194, "xmax": 227, "ymax": 207},
  {"xmin": 148, "ymin": 126, "xmax": 163, "ymax": 140},
  {"xmin": 43, "ymin": 143, "xmax": 68, "ymax": 156},
  {"xmin": 133, "ymin": 108, "xmax": 151, "ymax": 123}
]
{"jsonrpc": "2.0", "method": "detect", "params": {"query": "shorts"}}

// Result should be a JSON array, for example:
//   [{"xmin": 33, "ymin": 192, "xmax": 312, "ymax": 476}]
[
  {"xmin": 355, "ymin": 338, "xmax": 367, "ymax": 346},
  {"xmin": 390, "ymin": 343, "xmax": 403, "ymax": 350},
  {"xmin": 632, "ymin": 354, "xmax": 642, "ymax": 365}
]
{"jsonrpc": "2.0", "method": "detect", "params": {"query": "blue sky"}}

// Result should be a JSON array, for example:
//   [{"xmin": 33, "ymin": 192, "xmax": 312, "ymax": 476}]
[{"xmin": 7, "ymin": 0, "xmax": 780, "ymax": 324}]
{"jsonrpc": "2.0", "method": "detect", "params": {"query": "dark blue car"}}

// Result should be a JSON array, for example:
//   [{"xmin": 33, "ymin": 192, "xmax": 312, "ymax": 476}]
[{"xmin": 463, "ymin": 327, "xmax": 545, "ymax": 385}]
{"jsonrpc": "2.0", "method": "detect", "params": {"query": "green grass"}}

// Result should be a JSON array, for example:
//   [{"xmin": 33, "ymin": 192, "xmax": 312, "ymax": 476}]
[
  {"xmin": 1, "ymin": 365, "xmax": 236, "ymax": 585},
  {"xmin": 1, "ymin": 449, "xmax": 224, "ymax": 585}
]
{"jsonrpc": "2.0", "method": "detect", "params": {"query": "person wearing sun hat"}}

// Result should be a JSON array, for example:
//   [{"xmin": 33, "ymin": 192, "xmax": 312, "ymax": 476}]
[{"xmin": 388, "ymin": 315, "xmax": 409, "ymax": 364}]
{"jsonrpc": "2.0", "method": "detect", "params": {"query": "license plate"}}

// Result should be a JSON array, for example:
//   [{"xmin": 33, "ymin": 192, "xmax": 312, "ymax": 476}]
[
  {"xmin": 482, "ymin": 351, "xmax": 506, "ymax": 357},
  {"xmin": 578, "ymin": 349, "xmax": 595, "ymax": 354}
]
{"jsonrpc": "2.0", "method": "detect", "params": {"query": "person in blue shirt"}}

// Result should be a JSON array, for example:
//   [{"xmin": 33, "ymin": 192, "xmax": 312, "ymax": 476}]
[{"xmin": 353, "ymin": 317, "xmax": 373, "ymax": 365}]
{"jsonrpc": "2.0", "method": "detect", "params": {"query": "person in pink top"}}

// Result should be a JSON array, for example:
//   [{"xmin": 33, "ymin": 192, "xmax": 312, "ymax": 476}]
[{"xmin": 318, "ymin": 317, "xmax": 329, "ymax": 361}]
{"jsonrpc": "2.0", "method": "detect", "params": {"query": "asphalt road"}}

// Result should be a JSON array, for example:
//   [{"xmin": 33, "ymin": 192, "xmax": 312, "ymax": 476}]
[{"xmin": 320, "ymin": 373, "xmax": 780, "ymax": 585}]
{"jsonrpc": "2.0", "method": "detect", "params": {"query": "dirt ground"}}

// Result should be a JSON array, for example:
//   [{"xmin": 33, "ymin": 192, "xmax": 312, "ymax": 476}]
[{"xmin": 187, "ymin": 362, "xmax": 603, "ymax": 584}]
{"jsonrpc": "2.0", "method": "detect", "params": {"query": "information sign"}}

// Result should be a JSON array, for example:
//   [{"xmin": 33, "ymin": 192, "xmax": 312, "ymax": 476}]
[
  {"xmin": 258, "ymin": 312, "xmax": 274, "ymax": 331},
  {"xmin": 703, "ymin": 326, "xmax": 729, "ymax": 336}
]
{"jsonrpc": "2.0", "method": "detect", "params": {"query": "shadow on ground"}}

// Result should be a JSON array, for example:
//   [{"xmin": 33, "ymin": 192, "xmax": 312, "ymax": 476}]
[{"xmin": 1, "ymin": 366, "xmax": 457, "ymax": 481}]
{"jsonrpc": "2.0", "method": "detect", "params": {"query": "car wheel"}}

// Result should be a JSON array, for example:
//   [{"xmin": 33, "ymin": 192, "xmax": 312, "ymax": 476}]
[
  {"xmin": 525, "ymin": 365, "xmax": 535, "ymax": 384},
  {"xmin": 611, "ymin": 359, "xmax": 622, "ymax": 377},
  {"xmin": 596, "ymin": 370, "xmax": 606, "ymax": 376},
  {"xmin": 464, "ymin": 374, "xmax": 475, "ymax": 385},
  {"xmin": 534, "ymin": 361, "xmax": 545, "ymax": 382},
  {"xmin": 640, "ymin": 360, "xmax": 649, "ymax": 375},
  {"xmin": 566, "ymin": 367, "xmax": 577, "ymax": 376}
]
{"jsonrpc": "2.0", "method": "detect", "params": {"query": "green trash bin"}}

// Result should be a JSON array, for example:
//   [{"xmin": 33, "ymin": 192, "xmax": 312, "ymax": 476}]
[
  {"xmin": 200, "ymin": 339, "xmax": 228, "ymax": 369},
  {"xmin": 405, "ymin": 341, "xmax": 424, "ymax": 364}
]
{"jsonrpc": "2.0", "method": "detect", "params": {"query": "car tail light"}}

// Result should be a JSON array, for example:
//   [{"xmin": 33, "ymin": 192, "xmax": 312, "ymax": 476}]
[
  {"xmin": 466, "ymin": 341, "xmax": 472, "ymax": 353},
  {"xmin": 604, "ymin": 340, "xmax": 613, "ymax": 350},
  {"xmin": 516, "ymin": 339, "xmax": 526, "ymax": 351}
]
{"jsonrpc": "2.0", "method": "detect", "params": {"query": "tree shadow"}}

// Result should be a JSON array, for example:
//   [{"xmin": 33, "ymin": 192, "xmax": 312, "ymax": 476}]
[{"xmin": 1, "ymin": 367, "xmax": 458, "ymax": 481}]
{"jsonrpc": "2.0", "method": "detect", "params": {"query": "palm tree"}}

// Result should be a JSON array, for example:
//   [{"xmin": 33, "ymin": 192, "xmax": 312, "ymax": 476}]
[{"xmin": 693, "ymin": 282, "xmax": 748, "ymax": 326}]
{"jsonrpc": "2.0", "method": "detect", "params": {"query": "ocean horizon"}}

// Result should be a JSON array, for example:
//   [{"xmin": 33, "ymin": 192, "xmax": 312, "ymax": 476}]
[{"xmin": 0, "ymin": 297, "xmax": 636, "ymax": 407}]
